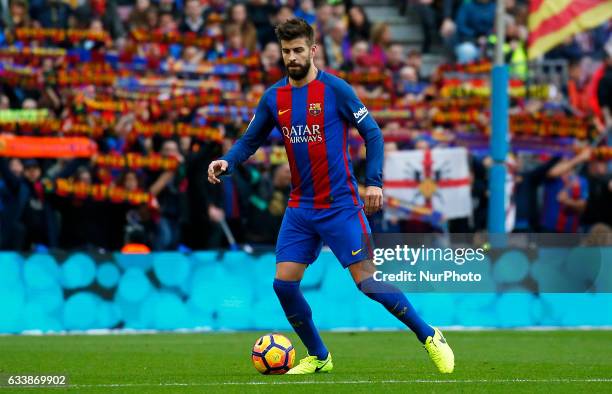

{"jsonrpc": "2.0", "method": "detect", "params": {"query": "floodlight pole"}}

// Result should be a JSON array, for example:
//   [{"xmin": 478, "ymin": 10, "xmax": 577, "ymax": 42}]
[{"xmin": 488, "ymin": 0, "xmax": 509, "ymax": 234}]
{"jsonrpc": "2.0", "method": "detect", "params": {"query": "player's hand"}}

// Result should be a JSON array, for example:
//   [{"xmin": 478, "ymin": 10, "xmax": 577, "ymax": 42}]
[
  {"xmin": 364, "ymin": 186, "xmax": 383, "ymax": 216},
  {"xmin": 208, "ymin": 160, "xmax": 228, "ymax": 184}
]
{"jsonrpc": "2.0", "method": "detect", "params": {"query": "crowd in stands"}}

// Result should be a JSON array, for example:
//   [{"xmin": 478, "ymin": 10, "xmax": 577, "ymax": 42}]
[{"xmin": 0, "ymin": 0, "xmax": 610, "ymax": 252}]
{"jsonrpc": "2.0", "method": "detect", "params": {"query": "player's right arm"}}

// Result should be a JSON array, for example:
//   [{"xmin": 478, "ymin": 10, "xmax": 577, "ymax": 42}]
[{"xmin": 208, "ymin": 91, "xmax": 275, "ymax": 184}]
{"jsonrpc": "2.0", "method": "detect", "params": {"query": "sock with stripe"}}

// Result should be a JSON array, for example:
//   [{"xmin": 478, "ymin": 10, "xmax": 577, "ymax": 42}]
[
  {"xmin": 357, "ymin": 277, "xmax": 434, "ymax": 343},
  {"xmin": 273, "ymin": 278, "xmax": 329, "ymax": 359}
]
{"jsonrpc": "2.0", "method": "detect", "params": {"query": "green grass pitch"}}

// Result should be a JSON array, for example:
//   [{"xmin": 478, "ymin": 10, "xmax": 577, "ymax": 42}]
[{"xmin": 0, "ymin": 331, "xmax": 611, "ymax": 393}]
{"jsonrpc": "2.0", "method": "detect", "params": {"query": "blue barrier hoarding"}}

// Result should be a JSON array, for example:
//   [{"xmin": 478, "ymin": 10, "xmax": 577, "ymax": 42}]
[{"xmin": 1, "ymin": 248, "xmax": 611, "ymax": 334}]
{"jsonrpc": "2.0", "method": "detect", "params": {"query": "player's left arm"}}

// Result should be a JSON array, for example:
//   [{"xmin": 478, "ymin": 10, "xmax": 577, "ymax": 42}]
[
  {"xmin": 335, "ymin": 80, "xmax": 384, "ymax": 215},
  {"xmin": 209, "ymin": 91, "xmax": 275, "ymax": 184}
]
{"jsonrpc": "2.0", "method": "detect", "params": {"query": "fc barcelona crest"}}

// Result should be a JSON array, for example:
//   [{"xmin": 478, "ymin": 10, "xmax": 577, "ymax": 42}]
[{"xmin": 309, "ymin": 102, "xmax": 322, "ymax": 116}]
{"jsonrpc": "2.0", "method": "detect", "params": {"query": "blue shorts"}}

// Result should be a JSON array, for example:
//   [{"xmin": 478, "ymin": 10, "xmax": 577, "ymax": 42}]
[{"xmin": 276, "ymin": 206, "xmax": 371, "ymax": 268}]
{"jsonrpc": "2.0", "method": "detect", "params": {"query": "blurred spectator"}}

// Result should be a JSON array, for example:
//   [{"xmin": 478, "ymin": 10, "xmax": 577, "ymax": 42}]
[
  {"xmin": 385, "ymin": 43, "xmax": 406, "ymax": 75},
  {"xmin": 227, "ymin": 3, "xmax": 259, "ymax": 54},
  {"xmin": 315, "ymin": 3, "xmax": 333, "ymax": 42},
  {"xmin": 341, "ymin": 40, "xmax": 367, "ymax": 71},
  {"xmin": 54, "ymin": 165, "xmax": 106, "ymax": 250},
  {"xmin": 205, "ymin": 0, "xmax": 227, "ymax": 21},
  {"xmin": 440, "ymin": 0, "xmax": 462, "ymax": 43},
  {"xmin": 370, "ymin": 22, "xmax": 391, "ymax": 65},
  {"xmin": 158, "ymin": 11, "xmax": 178, "ymax": 33},
  {"xmin": 395, "ymin": 65, "xmax": 428, "ymax": 101},
  {"xmin": 102, "ymin": 170, "xmax": 143, "ymax": 250},
  {"xmin": 329, "ymin": 0, "xmax": 348, "ymax": 26},
  {"xmin": 276, "ymin": 5, "xmax": 295, "ymax": 25},
  {"xmin": 486, "ymin": 15, "xmax": 527, "ymax": 79},
  {"xmin": 148, "ymin": 140, "xmax": 186, "ymax": 250},
  {"xmin": 295, "ymin": 0, "xmax": 316, "ymax": 25},
  {"xmin": 512, "ymin": 155, "xmax": 561, "ymax": 232},
  {"xmin": 127, "ymin": 0, "xmax": 152, "ymax": 30},
  {"xmin": 158, "ymin": 0, "xmax": 180, "ymax": 19},
  {"xmin": 246, "ymin": 163, "xmax": 291, "ymax": 244},
  {"xmin": 29, "ymin": 0, "xmax": 71, "ymax": 29},
  {"xmin": 260, "ymin": 41, "xmax": 284, "ymax": 80},
  {"xmin": 324, "ymin": 18, "xmax": 350, "ymax": 69},
  {"xmin": 206, "ymin": 138, "xmax": 256, "ymax": 248},
  {"xmin": 8, "ymin": 0, "xmax": 31, "ymax": 29},
  {"xmin": 454, "ymin": 0, "xmax": 495, "ymax": 64},
  {"xmin": 406, "ymin": 49, "xmax": 426, "ymax": 81},
  {"xmin": 74, "ymin": 0, "xmax": 125, "ymax": 39},
  {"xmin": 413, "ymin": 0, "xmax": 437, "ymax": 54},
  {"xmin": 347, "ymin": 5, "xmax": 370, "ymax": 43},
  {"xmin": 541, "ymin": 150, "xmax": 591, "ymax": 233},
  {"xmin": 582, "ymin": 159, "xmax": 612, "ymax": 228},
  {"xmin": 246, "ymin": 0, "xmax": 277, "ymax": 48},
  {"xmin": 223, "ymin": 23, "xmax": 249, "ymax": 58},
  {"xmin": 179, "ymin": 0, "xmax": 206, "ymax": 35},
  {"xmin": 596, "ymin": 39, "xmax": 612, "ymax": 130},
  {"xmin": 0, "ymin": 158, "xmax": 84, "ymax": 250},
  {"xmin": 545, "ymin": 37, "xmax": 584, "ymax": 62},
  {"xmin": 0, "ymin": 94, "xmax": 10, "ymax": 110}
]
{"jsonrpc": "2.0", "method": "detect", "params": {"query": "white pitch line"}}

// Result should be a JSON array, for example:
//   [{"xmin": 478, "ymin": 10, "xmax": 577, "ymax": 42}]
[{"xmin": 60, "ymin": 378, "xmax": 612, "ymax": 388}]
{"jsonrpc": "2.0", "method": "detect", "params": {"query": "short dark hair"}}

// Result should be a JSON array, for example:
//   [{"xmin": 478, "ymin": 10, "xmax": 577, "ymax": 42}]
[{"xmin": 275, "ymin": 18, "xmax": 314, "ymax": 46}]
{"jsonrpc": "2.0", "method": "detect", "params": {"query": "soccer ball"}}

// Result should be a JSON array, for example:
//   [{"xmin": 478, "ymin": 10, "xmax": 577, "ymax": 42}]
[{"xmin": 251, "ymin": 333, "xmax": 296, "ymax": 374}]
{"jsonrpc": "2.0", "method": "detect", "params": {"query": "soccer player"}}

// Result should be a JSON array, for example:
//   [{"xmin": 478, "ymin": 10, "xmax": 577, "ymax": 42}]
[{"xmin": 208, "ymin": 18, "xmax": 454, "ymax": 374}]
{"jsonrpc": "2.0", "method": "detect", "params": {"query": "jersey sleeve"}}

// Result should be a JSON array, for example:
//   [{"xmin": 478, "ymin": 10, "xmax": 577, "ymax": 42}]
[
  {"xmin": 221, "ymin": 90, "xmax": 276, "ymax": 174},
  {"xmin": 333, "ymin": 78, "xmax": 384, "ymax": 188}
]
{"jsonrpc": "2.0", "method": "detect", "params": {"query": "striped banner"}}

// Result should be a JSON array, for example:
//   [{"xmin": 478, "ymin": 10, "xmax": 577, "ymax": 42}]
[
  {"xmin": 528, "ymin": 0, "xmax": 612, "ymax": 59},
  {"xmin": 0, "ymin": 136, "xmax": 97, "ymax": 158}
]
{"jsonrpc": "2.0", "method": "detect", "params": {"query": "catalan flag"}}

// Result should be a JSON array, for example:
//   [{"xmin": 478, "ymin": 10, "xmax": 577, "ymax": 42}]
[{"xmin": 528, "ymin": 0, "xmax": 612, "ymax": 59}]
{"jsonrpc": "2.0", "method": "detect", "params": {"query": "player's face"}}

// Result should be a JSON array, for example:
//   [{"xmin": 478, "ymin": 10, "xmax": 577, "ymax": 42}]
[{"xmin": 280, "ymin": 37, "xmax": 315, "ymax": 81}]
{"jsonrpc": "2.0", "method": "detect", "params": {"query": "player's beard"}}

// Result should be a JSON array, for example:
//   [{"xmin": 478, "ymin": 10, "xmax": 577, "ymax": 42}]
[{"xmin": 286, "ymin": 58, "xmax": 311, "ymax": 81}]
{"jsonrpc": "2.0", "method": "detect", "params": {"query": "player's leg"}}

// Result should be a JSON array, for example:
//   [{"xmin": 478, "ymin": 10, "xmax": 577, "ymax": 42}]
[
  {"xmin": 274, "ymin": 208, "xmax": 331, "ymax": 374},
  {"xmin": 348, "ymin": 260, "xmax": 434, "ymax": 344},
  {"xmin": 319, "ymin": 206, "xmax": 454, "ymax": 373},
  {"xmin": 274, "ymin": 261, "xmax": 328, "ymax": 359}
]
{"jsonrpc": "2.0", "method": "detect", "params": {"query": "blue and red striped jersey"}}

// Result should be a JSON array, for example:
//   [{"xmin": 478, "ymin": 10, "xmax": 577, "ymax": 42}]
[
  {"xmin": 541, "ymin": 174, "xmax": 589, "ymax": 232},
  {"xmin": 222, "ymin": 69, "xmax": 384, "ymax": 209}
]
